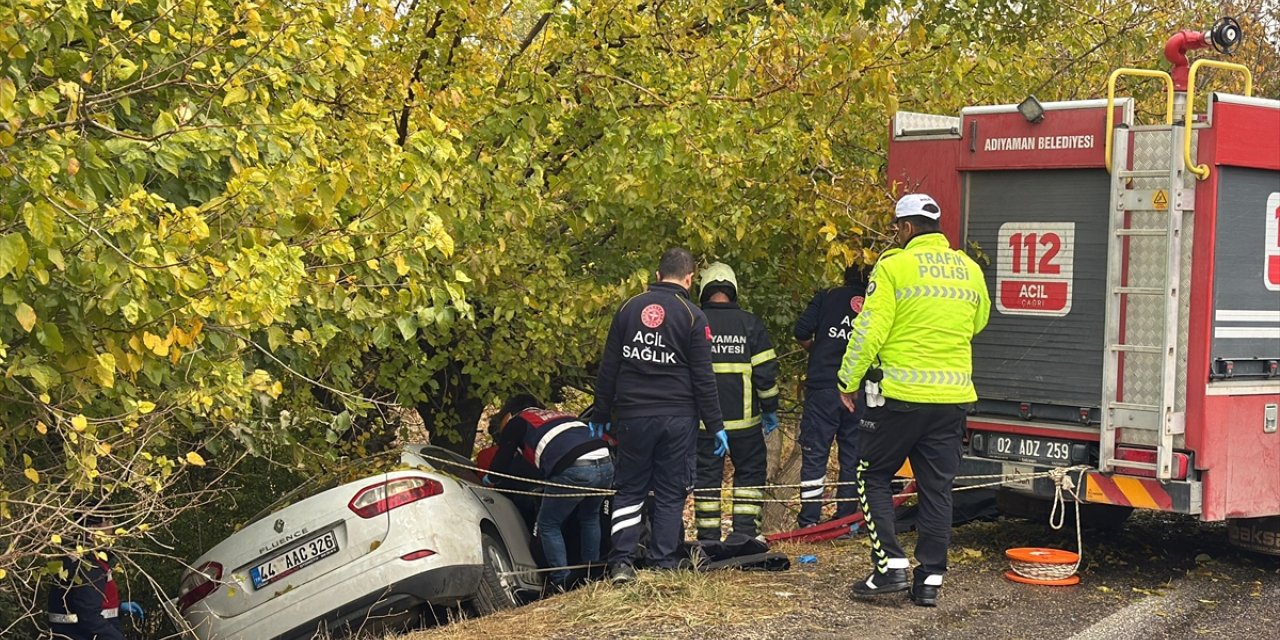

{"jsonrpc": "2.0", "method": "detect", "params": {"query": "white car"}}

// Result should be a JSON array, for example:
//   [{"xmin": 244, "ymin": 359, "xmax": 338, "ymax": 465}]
[{"xmin": 177, "ymin": 445, "xmax": 543, "ymax": 639}]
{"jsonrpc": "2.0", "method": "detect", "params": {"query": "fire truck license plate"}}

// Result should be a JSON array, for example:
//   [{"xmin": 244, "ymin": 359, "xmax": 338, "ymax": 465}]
[{"xmin": 986, "ymin": 434, "xmax": 1073, "ymax": 465}]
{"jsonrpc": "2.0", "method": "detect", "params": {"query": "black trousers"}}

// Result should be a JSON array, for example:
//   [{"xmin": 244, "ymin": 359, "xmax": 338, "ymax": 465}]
[
  {"xmin": 797, "ymin": 388, "xmax": 862, "ymax": 527},
  {"xmin": 608, "ymin": 416, "xmax": 697, "ymax": 569},
  {"xmin": 856, "ymin": 401, "xmax": 965, "ymax": 577},
  {"xmin": 693, "ymin": 426, "xmax": 767, "ymax": 540}
]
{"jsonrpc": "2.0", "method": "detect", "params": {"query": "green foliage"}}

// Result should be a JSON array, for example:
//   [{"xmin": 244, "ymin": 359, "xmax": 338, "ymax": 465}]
[{"xmin": 1, "ymin": 0, "xmax": 1274, "ymax": 627}]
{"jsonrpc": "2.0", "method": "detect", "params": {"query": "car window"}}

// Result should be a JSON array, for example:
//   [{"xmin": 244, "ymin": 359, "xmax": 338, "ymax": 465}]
[
  {"xmin": 414, "ymin": 446, "xmax": 482, "ymax": 484},
  {"xmin": 245, "ymin": 451, "xmax": 406, "ymax": 524}
]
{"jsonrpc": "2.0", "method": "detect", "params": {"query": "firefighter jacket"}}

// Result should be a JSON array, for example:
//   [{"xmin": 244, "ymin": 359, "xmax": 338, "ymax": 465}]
[
  {"xmin": 837, "ymin": 232, "xmax": 991, "ymax": 404},
  {"xmin": 47, "ymin": 552, "xmax": 125, "ymax": 640},
  {"xmin": 491, "ymin": 408, "xmax": 607, "ymax": 479},
  {"xmin": 594, "ymin": 281, "xmax": 726, "ymax": 434},
  {"xmin": 794, "ymin": 282, "xmax": 867, "ymax": 391},
  {"xmin": 701, "ymin": 301, "xmax": 779, "ymax": 430}
]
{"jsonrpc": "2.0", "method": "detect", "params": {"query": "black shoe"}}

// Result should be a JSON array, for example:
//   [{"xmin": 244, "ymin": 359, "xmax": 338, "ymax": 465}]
[
  {"xmin": 543, "ymin": 578, "xmax": 569, "ymax": 596},
  {"xmin": 910, "ymin": 574, "xmax": 941, "ymax": 606},
  {"xmin": 850, "ymin": 568, "xmax": 909, "ymax": 597},
  {"xmin": 608, "ymin": 563, "xmax": 637, "ymax": 584}
]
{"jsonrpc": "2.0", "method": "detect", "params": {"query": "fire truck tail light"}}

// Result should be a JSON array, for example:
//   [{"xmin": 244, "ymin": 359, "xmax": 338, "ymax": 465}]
[{"xmin": 1114, "ymin": 447, "xmax": 1189, "ymax": 480}]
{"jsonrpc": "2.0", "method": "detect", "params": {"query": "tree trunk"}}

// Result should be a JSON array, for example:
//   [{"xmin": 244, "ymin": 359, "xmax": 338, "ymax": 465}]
[{"xmin": 417, "ymin": 361, "xmax": 486, "ymax": 457}]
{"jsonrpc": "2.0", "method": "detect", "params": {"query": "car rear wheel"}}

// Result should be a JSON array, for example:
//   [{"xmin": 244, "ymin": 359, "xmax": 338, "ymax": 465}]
[{"xmin": 473, "ymin": 532, "xmax": 519, "ymax": 615}]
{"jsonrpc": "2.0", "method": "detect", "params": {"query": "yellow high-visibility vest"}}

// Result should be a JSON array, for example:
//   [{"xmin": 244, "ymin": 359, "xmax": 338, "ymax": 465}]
[{"xmin": 837, "ymin": 233, "xmax": 991, "ymax": 404}]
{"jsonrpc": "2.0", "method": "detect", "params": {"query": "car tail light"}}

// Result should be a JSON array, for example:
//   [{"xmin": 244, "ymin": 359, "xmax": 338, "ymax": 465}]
[
  {"xmin": 177, "ymin": 561, "xmax": 222, "ymax": 612},
  {"xmin": 1114, "ymin": 446, "xmax": 1189, "ymax": 479},
  {"xmin": 348, "ymin": 476, "xmax": 443, "ymax": 519},
  {"xmin": 401, "ymin": 549, "xmax": 437, "ymax": 561}
]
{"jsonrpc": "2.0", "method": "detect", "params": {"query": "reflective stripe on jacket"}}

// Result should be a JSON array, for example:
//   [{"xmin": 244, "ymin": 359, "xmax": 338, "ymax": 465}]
[
  {"xmin": 837, "ymin": 232, "xmax": 991, "ymax": 404},
  {"xmin": 701, "ymin": 301, "xmax": 779, "ymax": 430}
]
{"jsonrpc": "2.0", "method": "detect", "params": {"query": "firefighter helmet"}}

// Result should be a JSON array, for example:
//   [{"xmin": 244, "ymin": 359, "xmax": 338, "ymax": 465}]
[{"xmin": 699, "ymin": 262, "xmax": 738, "ymax": 303}]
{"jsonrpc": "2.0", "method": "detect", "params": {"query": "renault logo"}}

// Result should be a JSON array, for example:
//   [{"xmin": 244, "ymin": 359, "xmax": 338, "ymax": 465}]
[{"xmin": 274, "ymin": 519, "xmax": 285, "ymax": 533}]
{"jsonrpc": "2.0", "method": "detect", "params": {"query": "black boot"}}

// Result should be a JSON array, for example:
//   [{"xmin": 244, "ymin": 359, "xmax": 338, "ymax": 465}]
[
  {"xmin": 608, "ymin": 563, "xmax": 637, "ymax": 584},
  {"xmin": 849, "ymin": 568, "xmax": 909, "ymax": 597},
  {"xmin": 910, "ymin": 572, "xmax": 942, "ymax": 607}
]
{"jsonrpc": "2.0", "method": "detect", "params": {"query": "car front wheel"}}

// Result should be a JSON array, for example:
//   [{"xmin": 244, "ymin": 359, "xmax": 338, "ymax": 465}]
[{"xmin": 473, "ymin": 531, "xmax": 519, "ymax": 615}]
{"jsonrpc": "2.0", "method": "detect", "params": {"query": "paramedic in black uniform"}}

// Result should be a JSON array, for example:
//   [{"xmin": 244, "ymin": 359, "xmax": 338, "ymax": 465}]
[{"xmin": 592, "ymin": 247, "xmax": 728, "ymax": 584}]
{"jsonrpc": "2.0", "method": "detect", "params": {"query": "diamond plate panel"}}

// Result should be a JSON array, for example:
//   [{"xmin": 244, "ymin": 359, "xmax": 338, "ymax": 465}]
[
  {"xmin": 893, "ymin": 111, "xmax": 961, "ymax": 137},
  {"xmin": 1116, "ymin": 128, "xmax": 1196, "ymax": 447}
]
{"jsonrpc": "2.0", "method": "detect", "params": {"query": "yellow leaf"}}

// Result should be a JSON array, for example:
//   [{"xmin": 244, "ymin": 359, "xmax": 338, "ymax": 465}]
[
  {"xmin": 0, "ymin": 568, "xmax": 7, "ymax": 580},
  {"xmin": 39, "ymin": 393, "xmax": 50, "ymax": 404},
  {"xmin": 24, "ymin": 468, "xmax": 39, "ymax": 483},
  {"xmin": 185, "ymin": 451, "xmax": 206, "ymax": 467},
  {"xmin": 93, "ymin": 353, "xmax": 116, "ymax": 388},
  {"xmin": 50, "ymin": 534, "xmax": 61, "ymax": 544},
  {"xmin": 142, "ymin": 331, "xmax": 170, "ymax": 356},
  {"xmin": 137, "ymin": 401, "xmax": 156, "ymax": 414},
  {"xmin": 15, "ymin": 302, "xmax": 36, "ymax": 332},
  {"xmin": 222, "ymin": 86, "xmax": 248, "ymax": 107},
  {"xmin": 35, "ymin": 421, "xmax": 47, "ymax": 435},
  {"xmin": 96, "ymin": 442, "xmax": 113, "ymax": 455},
  {"xmin": 70, "ymin": 415, "xmax": 88, "ymax": 432},
  {"xmin": 148, "ymin": 29, "xmax": 161, "ymax": 43}
]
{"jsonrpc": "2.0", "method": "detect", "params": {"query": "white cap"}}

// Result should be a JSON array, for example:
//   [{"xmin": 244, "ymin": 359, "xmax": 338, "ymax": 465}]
[{"xmin": 894, "ymin": 194, "xmax": 941, "ymax": 220}]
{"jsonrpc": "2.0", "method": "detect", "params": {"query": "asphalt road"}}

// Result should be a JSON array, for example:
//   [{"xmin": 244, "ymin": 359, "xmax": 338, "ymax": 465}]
[{"xmin": 756, "ymin": 511, "xmax": 1280, "ymax": 640}]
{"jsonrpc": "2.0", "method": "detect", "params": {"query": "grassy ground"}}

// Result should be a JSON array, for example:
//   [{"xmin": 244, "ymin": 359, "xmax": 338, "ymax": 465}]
[{"xmin": 399, "ymin": 512, "xmax": 1280, "ymax": 640}]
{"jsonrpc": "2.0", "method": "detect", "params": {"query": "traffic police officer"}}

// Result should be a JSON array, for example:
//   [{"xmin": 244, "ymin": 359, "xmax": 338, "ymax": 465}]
[
  {"xmin": 840, "ymin": 194, "xmax": 990, "ymax": 607},
  {"xmin": 793, "ymin": 265, "xmax": 869, "ymax": 529},
  {"xmin": 593, "ymin": 248, "xmax": 728, "ymax": 583},
  {"xmin": 693, "ymin": 262, "xmax": 779, "ymax": 543}
]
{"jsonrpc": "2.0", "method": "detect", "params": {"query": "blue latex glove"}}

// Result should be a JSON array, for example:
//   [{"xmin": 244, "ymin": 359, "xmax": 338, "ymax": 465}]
[
  {"xmin": 713, "ymin": 430, "xmax": 730, "ymax": 457},
  {"xmin": 588, "ymin": 421, "xmax": 611, "ymax": 438},
  {"xmin": 761, "ymin": 412, "xmax": 779, "ymax": 435},
  {"xmin": 120, "ymin": 601, "xmax": 145, "ymax": 620}
]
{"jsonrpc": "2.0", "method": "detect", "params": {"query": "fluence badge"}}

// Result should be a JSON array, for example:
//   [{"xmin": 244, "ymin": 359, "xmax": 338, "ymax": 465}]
[
  {"xmin": 851, "ymin": 295, "xmax": 865, "ymax": 313},
  {"xmin": 640, "ymin": 303, "xmax": 666, "ymax": 328},
  {"xmin": 865, "ymin": 281, "xmax": 877, "ymax": 296}
]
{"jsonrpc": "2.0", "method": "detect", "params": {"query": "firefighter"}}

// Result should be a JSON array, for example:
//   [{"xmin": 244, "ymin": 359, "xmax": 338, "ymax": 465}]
[
  {"xmin": 793, "ymin": 265, "xmax": 870, "ymax": 530},
  {"xmin": 592, "ymin": 247, "xmax": 728, "ymax": 584},
  {"xmin": 692, "ymin": 262, "xmax": 779, "ymax": 544},
  {"xmin": 840, "ymin": 194, "xmax": 990, "ymax": 606},
  {"xmin": 47, "ymin": 513, "xmax": 125, "ymax": 640},
  {"xmin": 488, "ymin": 395, "xmax": 613, "ymax": 591}
]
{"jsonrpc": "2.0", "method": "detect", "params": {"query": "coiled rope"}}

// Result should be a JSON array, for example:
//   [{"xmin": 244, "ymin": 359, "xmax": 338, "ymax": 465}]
[{"xmin": 1005, "ymin": 467, "xmax": 1086, "ymax": 583}]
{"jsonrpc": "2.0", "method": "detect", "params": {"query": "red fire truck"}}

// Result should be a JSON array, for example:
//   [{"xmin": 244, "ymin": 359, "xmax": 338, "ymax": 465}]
[{"xmin": 887, "ymin": 20, "xmax": 1280, "ymax": 554}]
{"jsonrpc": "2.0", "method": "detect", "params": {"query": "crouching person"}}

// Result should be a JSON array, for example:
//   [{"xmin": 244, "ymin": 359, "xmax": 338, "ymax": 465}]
[
  {"xmin": 489, "ymin": 395, "xmax": 614, "ymax": 591},
  {"xmin": 48, "ymin": 512, "xmax": 125, "ymax": 640}
]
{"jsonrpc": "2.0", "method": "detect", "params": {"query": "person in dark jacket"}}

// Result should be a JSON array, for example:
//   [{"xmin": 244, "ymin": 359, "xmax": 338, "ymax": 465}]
[
  {"xmin": 488, "ymin": 395, "xmax": 613, "ymax": 590},
  {"xmin": 793, "ymin": 265, "xmax": 869, "ymax": 529},
  {"xmin": 693, "ymin": 262, "xmax": 779, "ymax": 543},
  {"xmin": 48, "ymin": 513, "xmax": 125, "ymax": 640},
  {"xmin": 592, "ymin": 248, "xmax": 728, "ymax": 583}
]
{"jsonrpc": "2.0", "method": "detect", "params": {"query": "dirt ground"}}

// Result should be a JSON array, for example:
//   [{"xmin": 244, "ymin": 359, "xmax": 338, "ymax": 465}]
[{"xmin": 403, "ymin": 511, "xmax": 1280, "ymax": 640}]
